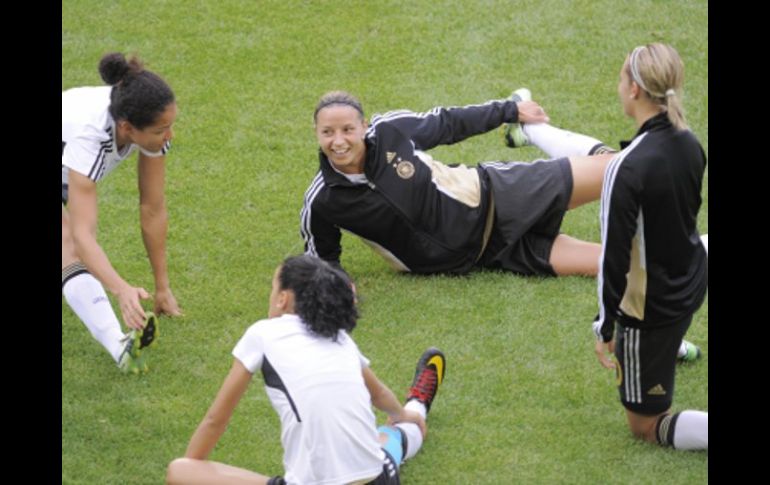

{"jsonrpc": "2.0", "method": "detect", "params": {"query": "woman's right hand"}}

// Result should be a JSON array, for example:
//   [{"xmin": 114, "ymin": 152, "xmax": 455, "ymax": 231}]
[
  {"xmin": 117, "ymin": 284, "xmax": 151, "ymax": 330},
  {"xmin": 516, "ymin": 100, "xmax": 550, "ymax": 124}
]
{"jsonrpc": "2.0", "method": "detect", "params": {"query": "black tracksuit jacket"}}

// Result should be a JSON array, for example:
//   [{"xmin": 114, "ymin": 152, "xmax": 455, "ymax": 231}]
[
  {"xmin": 593, "ymin": 113, "xmax": 708, "ymax": 342},
  {"xmin": 301, "ymin": 99, "xmax": 520, "ymax": 274}
]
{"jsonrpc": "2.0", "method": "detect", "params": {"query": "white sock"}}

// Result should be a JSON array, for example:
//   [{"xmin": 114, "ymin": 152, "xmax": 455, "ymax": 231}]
[
  {"xmin": 700, "ymin": 234, "xmax": 708, "ymax": 255},
  {"xmin": 395, "ymin": 422, "xmax": 424, "ymax": 461},
  {"xmin": 672, "ymin": 411, "xmax": 708, "ymax": 450},
  {"xmin": 62, "ymin": 270, "xmax": 126, "ymax": 362},
  {"xmin": 677, "ymin": 341, "xmax": 688, "ymax": 358},
  {"xmin": 398, "ymin": 399, "xmax": 427, "ymax": 461},
  {"xmin": 523, "ymin": 123, "xmax": 604, "ymax": 158},
  {"xmin": 405, "ymin": 399, "xmax": 427, "ymax": 419}
]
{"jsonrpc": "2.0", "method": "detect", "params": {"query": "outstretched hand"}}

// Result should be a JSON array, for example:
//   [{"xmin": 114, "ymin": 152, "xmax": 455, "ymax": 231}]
[
  {"xmin": 516, "ymin": 100, "xmax": 550, "ymax": 124},
  {"xmin": 117, "ymin": 285, "xmax": 151, "ymax": 330},
  {"xmin": 155, "ymin": 287, "xmax": 183, "ymax": 317}
]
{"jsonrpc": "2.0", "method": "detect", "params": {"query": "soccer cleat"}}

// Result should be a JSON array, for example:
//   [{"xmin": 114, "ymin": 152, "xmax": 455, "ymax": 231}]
[
  {"xmin": 139, "ymin": 312, "xmax": 159, "ymax": 350},
  {"xmin": 406, "ymin": 347, "xmax": 446, "ymax": 413},
  {"xmin": 117, "ymin": 331, "xmax": 145, "ymax": 374},
  {"xmin": 503, "ymin": 88, "xmax": 532, "ymax": 148},
  {"xmin": 678, "ymin": 340, "xmax": 702, "ymax": 363},
  {"xmin": 117, "ymin": 312, "xmax": 159, "ymax": 374}
]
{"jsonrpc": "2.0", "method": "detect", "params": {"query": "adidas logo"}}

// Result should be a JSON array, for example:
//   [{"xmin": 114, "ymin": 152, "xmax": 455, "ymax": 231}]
[
  {"xmin": 386, "ymin": 151, "xmax": 397, "ymax": 163},
  {"xmin": 647, "ymin": 384, "xmax": 667, "ymax": 396}
]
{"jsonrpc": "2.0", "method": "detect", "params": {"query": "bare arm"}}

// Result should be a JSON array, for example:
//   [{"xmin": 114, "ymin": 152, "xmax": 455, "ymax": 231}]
[
  {"xmin": 185, "ymin": 359, "xmax": 253, "ymax": 459},
  {"xmin": 362, "ymin": 366, "xmax": 426, "ymax": 437},
  {"xmin": 68, "ymin": 170, "xmax": 149, "ymax": 330},
  {"xmin": 138, "ymin": 152, "xmax": 182, "ymax": 317}
]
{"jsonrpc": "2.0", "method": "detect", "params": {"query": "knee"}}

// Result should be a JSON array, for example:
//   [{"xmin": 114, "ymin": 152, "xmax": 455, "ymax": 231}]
[
  {"xmin": 166, "ymin": 458, "xmax": 190, "ymax": 485},
  {"xmin": 628, "ymin": 419, "xmax": 658, "ymax": 444}
]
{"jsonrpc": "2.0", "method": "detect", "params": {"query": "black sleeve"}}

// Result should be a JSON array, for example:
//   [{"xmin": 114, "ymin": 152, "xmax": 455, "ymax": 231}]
[
  {"xmin": 300, "ymin": 183, "xmax": 342, "ymax": 267},
  {"xmin": 594, "ymin": 156, "xmax": 642, "ymax": 342},
  {"xmin": 368, "ymin": 98, "xmax": 520, "ymax": 151}
]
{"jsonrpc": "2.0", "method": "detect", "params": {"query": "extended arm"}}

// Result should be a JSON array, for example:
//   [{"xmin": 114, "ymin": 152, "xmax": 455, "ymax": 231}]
[
  {"xmin": 68, "ymin": 170, "xmax": 149, "ymax": 330},
  {"xmin": 370, "ymin": 98, "xmax": 548, "ymax": 151},
  {"xmin": 363, "ymin": 366, "xmax": 426, "ymax": 436},
  {"xmin": 137, "ymin": 152, "xmax": 182, "ymax": 317},
  {"xmin": 300, "ymin": 179, "xmax": 343, "ymax": 267},
  {"xmin": 184, "ymin": 359, "xmax": 253, "ymax": 459},
  {"xmin": 593, "ymin": 158, "xmax": 640, "ymax": 367}
]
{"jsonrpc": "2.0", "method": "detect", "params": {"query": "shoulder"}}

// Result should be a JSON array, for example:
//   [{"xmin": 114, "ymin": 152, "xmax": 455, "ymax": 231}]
[
  {"xmin": 62, "ymin": 86, "xmax": 113, "ymax": 140},
  {"xmin": 303, "ymin": 170, "xmax": 328, "ymax": 201},
  {"xmin": 367, "ymin": 109, "xmax": 418, "ymax": 135},
  {"xmin": 241, "ymin": 314, "xmax": 302, "ymax": 342},
  {"xmin": 62, "ymin": 86, "xmax": 111, "ymax": 119}
]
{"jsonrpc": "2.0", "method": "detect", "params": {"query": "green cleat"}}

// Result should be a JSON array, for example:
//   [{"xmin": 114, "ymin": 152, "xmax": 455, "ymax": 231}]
[
  {"xmin": 117, "ymin": 312, "xmax": 159, "ymax": 374},
  {"xmin": 678, "ymin": 340, "xmax": 702, "ymax": 363},
  {"xmin": 503, "ymin": 88, "xmax": 532, "ymax": 148}
]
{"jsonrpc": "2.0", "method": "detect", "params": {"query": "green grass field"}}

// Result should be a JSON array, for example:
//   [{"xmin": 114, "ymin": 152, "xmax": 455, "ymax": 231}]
[{"xmin": 62, "ymin": 1, "xmax": 708, "ymax": 483}]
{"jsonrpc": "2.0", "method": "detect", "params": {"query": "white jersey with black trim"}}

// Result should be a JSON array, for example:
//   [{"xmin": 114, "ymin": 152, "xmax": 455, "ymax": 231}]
[
  {"xmin": 232, "ymin": 313, "xmax": 384, "ymax": 485},
  {"xmin": 62, "ymin": 86, "xmax": 168, "ymax": 183}
]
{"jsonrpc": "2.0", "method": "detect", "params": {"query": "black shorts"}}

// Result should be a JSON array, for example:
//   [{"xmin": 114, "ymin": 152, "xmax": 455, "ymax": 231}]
[
  {"xmin": 477, "ymin": 157, "xmax": 572, "ymax": 276},
  {"xmin": 615, "ymin": 315, "xmax": 693, "ymax": 415},
  {"xmin": 367, "ymin": 450, "xmax": 401, "ymax": 485}
]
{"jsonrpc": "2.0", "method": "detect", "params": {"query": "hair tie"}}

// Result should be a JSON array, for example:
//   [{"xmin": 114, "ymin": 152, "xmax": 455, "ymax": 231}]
[{"xmin": 665, "ymin": 89, "xmax": 676, "ymax": 97}]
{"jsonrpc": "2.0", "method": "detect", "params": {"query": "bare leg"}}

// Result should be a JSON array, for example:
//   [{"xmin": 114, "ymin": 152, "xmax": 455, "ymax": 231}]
[
  {"xmin": 625, "ymin": 408, "xmax": 668, "ymax": 444},
  {"xmin": 549, "ymin": 234, "xmax": 600, "ymax": 276},
  {"xmin": 62, "ymin": 206, "xmax": 79, "ymax": 269},
  {"xmin": 166, "ymin": 458, "xmax": 271, "ymax": 485},
  {"xmin": 62, "ymin": 205, "xmax": 127, "ymax": 362},
  {"xmin": 567, "ymin": 153, "xmax": 614, "ymax": 209}
]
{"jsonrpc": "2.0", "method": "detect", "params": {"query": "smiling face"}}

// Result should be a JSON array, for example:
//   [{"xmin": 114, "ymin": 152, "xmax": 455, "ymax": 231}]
[
  {"xmin": 314, "ymin": 104, "xmax": 368, "ymax": 175},
  {"xmin": 126, "ymin": 102, "xmax": 177, "ymax": 154}
]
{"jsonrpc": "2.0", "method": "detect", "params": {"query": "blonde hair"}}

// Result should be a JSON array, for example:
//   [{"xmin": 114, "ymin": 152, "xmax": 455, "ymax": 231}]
[{"xmin": 626, "ymin": 43, "xmax": 688, "ymax": 130}]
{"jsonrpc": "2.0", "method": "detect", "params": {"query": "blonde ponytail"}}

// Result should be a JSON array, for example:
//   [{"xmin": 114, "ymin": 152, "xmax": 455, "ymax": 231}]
[{"xmin": 627, "ymin": 43, "xmax": 688, "ymax": 130}]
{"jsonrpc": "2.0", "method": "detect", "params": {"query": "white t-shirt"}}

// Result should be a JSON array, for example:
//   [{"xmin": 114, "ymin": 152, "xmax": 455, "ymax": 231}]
[
  {"xmin": 62, "ymin": 86, "xmax": 168, "ymax": 183},
  {"xmin": 232, "ymin": 313, "xmax": 384, "ymax": 485}
]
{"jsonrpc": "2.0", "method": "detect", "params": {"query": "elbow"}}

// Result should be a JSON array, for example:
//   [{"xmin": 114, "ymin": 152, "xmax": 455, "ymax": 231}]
[
  {"xmin": 201, "ymin": 411, "xmax": 227, "ymax": 431},
  {"xmin": 140, "ymin": 203, "xmax": 168, "ymax": 229},
  {"xmin": 166, "ymin": 458, "xmax": 190, "ymax": 485},
  {"xmin": 140, "ymin": 202, "xmax": 166, "ymax": 219}
]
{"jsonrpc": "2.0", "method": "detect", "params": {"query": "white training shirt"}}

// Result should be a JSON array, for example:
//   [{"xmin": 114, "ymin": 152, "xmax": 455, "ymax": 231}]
[
  {"xmin": 232, "ymin": 313, "xmax": 384, "ymax": 485},
  {"xmin": 62, "ymin": 86, "xmax": 168, "ymax": 182}
]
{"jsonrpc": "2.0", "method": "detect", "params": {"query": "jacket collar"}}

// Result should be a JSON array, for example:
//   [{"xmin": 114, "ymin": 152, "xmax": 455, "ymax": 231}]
[
  {"xmin": 318, "ymin": 137, "xmax": 376, "ymax": 186},
  {"xmin": 620, "ymin": 112, "xmax": 671, "ymax": 149}
]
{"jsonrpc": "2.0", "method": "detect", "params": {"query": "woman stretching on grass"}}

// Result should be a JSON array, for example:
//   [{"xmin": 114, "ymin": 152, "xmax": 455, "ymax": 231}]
[
  {"xmin": 301, "ymin": 90, "xmax": 618, "ymax": 278},
  {"xmin": 592, "ymin": 43, "xmax": 708, "ymax": 450},
  {"xmin": 62, "ymin": 52, "xmax": 181, "ymax": 373},
  {"xmin": 167, "ymin": 254, "xmax": 446, "ymax": 484}
]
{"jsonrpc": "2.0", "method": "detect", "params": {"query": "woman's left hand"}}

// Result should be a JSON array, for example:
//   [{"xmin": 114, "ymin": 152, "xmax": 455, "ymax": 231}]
[{"xmin": 155, "ymin": 287, "xmax": 183, "ymax": 317}]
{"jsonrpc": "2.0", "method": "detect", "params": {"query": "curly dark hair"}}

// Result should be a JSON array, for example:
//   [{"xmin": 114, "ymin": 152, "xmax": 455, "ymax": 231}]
[
  {"xmin": 278, "ymin": 255, "xmax": 358, "ymax": 340},
  {"xmin": 98, "ymin": 52, "xmax": 175, "ymax": 129}
]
